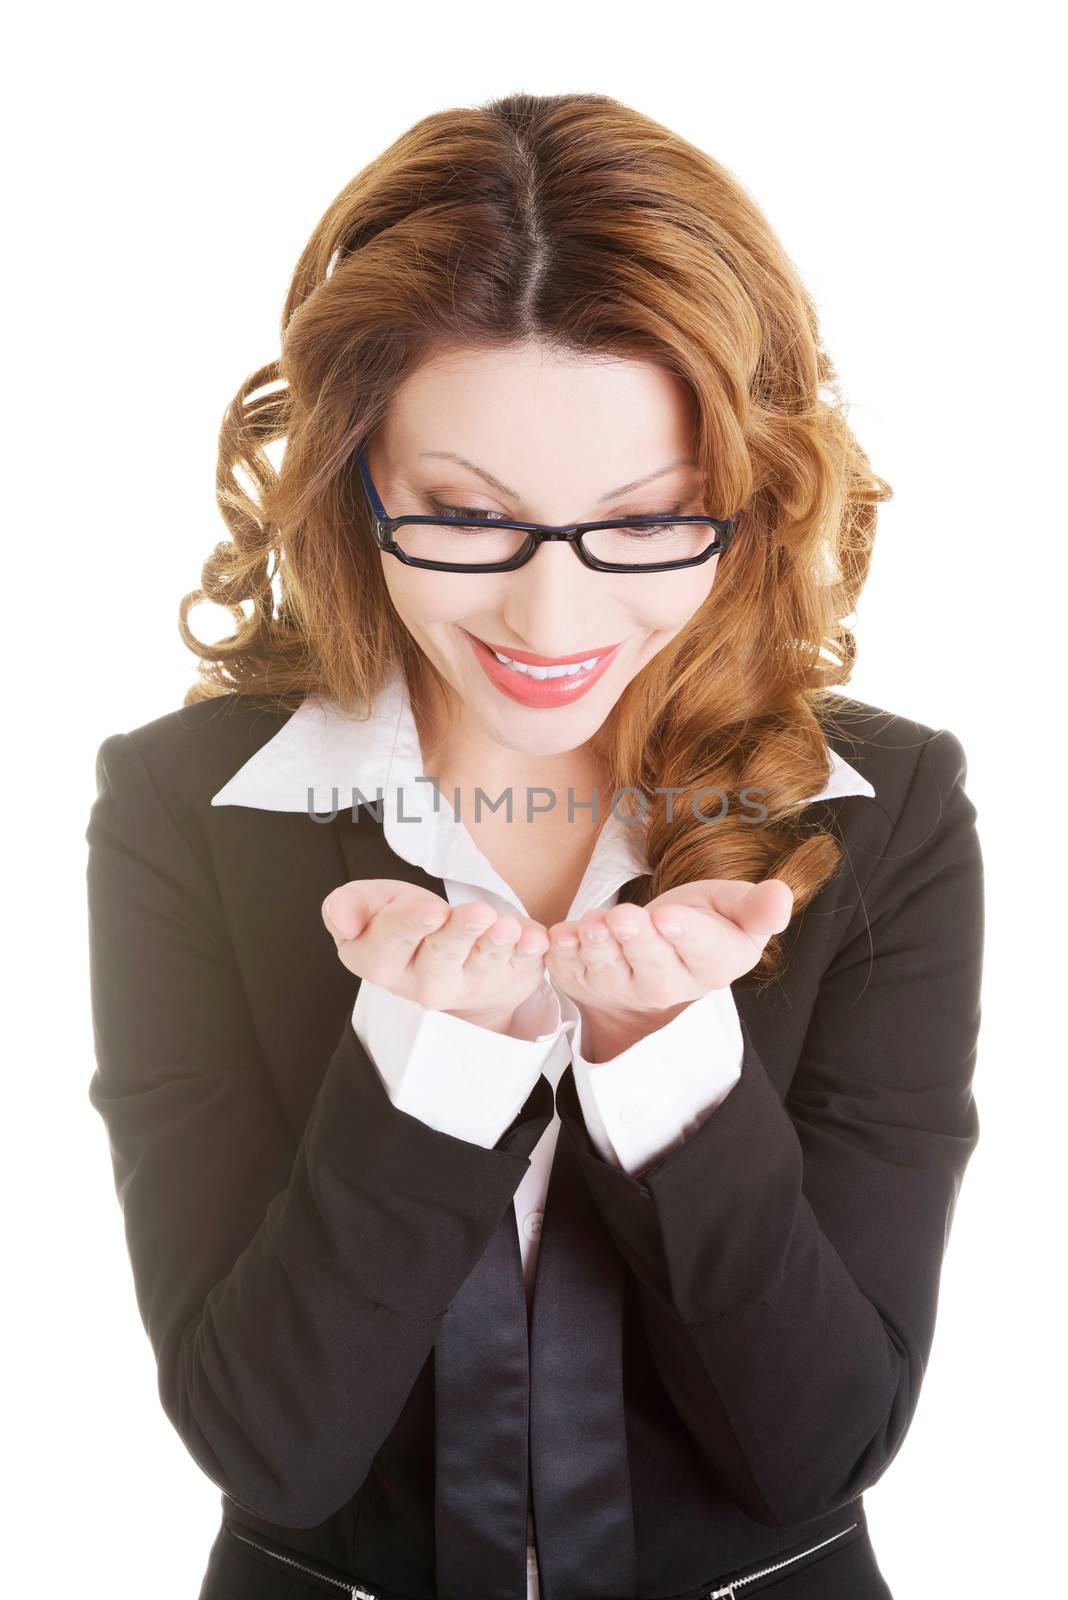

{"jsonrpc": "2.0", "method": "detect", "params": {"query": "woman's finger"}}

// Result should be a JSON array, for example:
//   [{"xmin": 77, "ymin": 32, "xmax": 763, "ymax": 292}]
[
  {"xmin": 603, "ymin": 904, "xmax": 684, "ymax": 978},
  {"xmin": 574, "ymin": 913, "xmax": 630, "ymax": 975},
  {"xmin": 651, "ymin": 878, "xmax": 794, "ymax": 939},
  {"xmin": 467, "ymin": 916, "xmax": 550, "ymax": 977},
  {"xmin": 412, "ymin": 901, "xmax": 499, "ymax": 972},
  {"xmin": 330, "ymin": 895, "xmax": 448, "ymax": 982},
  {"xmin": 323, "ymin": 879, "xmax": 446, "ymax": 943}
]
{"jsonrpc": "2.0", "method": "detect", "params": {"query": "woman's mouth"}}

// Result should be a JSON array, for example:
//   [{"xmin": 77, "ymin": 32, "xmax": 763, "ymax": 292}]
[{"xmin": 462, "ymin": 629, "xmax": 623, "ymax": 707}]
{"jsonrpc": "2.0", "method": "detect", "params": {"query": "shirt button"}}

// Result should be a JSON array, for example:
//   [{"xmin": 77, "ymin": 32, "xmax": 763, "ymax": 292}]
[{"xmin": 522, "ymin": 1209, "xmax": 544, "ymax": 1240}]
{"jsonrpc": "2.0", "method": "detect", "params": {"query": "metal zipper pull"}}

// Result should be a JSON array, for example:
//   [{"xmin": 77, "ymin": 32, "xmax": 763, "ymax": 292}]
[
  {"xmin": 706, "ymin": 1520, "xmax": 858, "ymax": 1597},
  {"xmin": 225, "ymin": 1524, "xmax": 377, "ymax": 1598}
]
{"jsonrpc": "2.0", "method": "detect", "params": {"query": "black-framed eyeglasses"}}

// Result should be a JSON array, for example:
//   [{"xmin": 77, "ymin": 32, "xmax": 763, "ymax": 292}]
[{"xmin": 354, "ymin": 440, "xmax": 737, "ymax": 574}]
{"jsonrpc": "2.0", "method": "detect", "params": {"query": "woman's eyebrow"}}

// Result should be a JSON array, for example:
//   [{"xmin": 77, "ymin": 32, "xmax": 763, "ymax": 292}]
[{"xmin": 416, "ymin": 450, "xmax": 698, "ymax": 503}]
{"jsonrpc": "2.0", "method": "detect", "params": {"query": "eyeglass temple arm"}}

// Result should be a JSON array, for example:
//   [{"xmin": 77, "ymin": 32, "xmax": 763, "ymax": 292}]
[{"xmin": 355, "ymin": 441, "xmax": 390, "ymax": 522}]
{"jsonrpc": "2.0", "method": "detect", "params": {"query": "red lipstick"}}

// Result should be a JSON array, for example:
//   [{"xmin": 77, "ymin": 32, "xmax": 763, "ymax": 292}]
[{"xmin": 462, "ymin": 629, "xmax": 623, "ymax": 709}]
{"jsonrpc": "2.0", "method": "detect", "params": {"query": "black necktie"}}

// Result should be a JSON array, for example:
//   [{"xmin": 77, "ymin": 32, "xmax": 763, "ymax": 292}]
[
  {"xmin": 434, "ymin": 1201, "xmax": 533, "ymax": 1600},
  {"xmin": 434, "ymin": 1121, "xmax": 638, "ymax": 1600},
  {"xmin": 527, "ymin": 1115, "xmax": 638, "ymax": 1600}
]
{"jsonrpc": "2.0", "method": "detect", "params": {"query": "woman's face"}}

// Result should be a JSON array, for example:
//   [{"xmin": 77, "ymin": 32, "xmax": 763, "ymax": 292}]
[{"xmin": 367, "ymin": 341, "xmax": 723, "ymax": 760}]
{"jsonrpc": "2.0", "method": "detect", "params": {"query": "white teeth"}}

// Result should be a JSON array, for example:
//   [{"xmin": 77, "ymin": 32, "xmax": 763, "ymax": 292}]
[{"xmin": 492, "ymin": 650, "xmax": 602, "ymax": 679}]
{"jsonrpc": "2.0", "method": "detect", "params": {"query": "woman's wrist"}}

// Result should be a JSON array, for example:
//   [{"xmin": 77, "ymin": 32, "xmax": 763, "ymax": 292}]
[
  {"xmin": 577, "ymin": 1000, "xmax": 692, "ymax": 1063},
  {"xmin": 444, "ymin": 1005, "xmax": 519, "ymax": 1036}
]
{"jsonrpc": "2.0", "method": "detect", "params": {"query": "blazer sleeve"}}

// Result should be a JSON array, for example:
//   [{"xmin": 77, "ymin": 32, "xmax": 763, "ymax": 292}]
[
  {"xmin": 85, "ymin": 730, "xmax": 554, "ymax": 1529},
  {"xmin": 553, "ymin": 726, "xmax": 983, "ymax": 1528}
]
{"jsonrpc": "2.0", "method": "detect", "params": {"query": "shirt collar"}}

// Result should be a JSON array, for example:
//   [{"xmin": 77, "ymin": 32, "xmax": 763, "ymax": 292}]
[{"xmin": 210, "ymin": 671, "xmax": 875, "ymax": 913}]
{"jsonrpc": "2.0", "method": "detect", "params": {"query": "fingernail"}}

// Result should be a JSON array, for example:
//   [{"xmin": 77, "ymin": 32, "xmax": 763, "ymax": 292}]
[{"xmin": 657, "ymin": 923, "xmax": 681, "ymax": 938}]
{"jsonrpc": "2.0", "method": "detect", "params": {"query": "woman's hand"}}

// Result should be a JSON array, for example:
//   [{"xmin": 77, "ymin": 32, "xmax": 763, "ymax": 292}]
[
  {"xmin": 321, "ymin": 879, "xmax": 550, "ymax": 1034},
  {"xmin": 545, "ymin": 878, "xmax": 795, "ymax": 1061}
]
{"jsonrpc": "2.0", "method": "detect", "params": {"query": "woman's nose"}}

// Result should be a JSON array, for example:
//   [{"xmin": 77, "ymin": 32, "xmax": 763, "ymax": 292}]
[{"xmin": 497, "ymin": 540, "xmax": 625, "ymax": 654}]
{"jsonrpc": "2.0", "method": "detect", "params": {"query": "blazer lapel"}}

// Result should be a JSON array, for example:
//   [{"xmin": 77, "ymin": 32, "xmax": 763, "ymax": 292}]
[{"xmin": 334, "ymin": 800, "xmax": 448, "ymax": 901}]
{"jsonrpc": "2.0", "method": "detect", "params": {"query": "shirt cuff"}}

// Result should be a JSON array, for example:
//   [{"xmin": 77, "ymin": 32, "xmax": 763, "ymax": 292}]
[
  {"xmin": 559, "ymin": 987, "xmax": 744, "ymax": 1175},
  {"xmin": 351, "ymin": 972, "xmax": 568, "ymax": 1149}
]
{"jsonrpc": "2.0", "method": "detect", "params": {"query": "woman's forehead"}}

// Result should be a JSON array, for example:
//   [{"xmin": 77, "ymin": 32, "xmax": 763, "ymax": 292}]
[{"xmin": 376, "ymin": 349, "xmax": 700, "ymax": 499}]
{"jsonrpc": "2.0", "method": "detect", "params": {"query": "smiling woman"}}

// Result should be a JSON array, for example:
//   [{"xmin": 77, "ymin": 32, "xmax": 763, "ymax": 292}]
[
  {"xmin": 88, "ymin": 88, "xmax": 982, "ymax": 1600},
  {"xmin": 349, "ymin": 353, "xmax": 737, "ymax": 723}
]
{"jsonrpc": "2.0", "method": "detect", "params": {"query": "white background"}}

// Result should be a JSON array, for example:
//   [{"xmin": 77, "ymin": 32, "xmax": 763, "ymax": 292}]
[{"xmin": 6, "ymin": 3, "xmax": 1065, "ymax": 1596}]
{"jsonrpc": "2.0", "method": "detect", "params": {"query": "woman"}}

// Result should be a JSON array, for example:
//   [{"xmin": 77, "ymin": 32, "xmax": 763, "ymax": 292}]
[{"xmin": 85, "ymin": 91, "xmax": 983, "ymax": 1600}]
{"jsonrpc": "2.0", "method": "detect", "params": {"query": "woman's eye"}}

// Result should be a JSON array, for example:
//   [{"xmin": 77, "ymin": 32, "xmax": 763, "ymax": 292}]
[
  {"xmin": 430, "ymin": 500, "xmax": 509, "ymax": 523},
  {"xmin": 613, "ymin": 503, "xmax": 687, "ymax": 522},
  {"xmin": 427, "ymin": 499, "xmax": 697, "ymax": 529},
  {"xmin": 429, "ymin": 500, "xmax": 691, "ymax": 524}
]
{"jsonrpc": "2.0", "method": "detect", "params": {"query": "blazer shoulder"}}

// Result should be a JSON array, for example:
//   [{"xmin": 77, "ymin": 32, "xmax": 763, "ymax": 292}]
[
  {"xmin": 91, "ymin": 693, "xmax": 302, "ymax": 814},
  {"xmin": 810, "ymin": 691, "xmax": 970, "ymax": 833}
]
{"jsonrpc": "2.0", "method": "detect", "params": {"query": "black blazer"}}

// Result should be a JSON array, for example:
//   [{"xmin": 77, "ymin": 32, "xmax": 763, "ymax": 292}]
[{"xmin": 85, "ymin": 692, "xmax": 983, "ymax": 1600}]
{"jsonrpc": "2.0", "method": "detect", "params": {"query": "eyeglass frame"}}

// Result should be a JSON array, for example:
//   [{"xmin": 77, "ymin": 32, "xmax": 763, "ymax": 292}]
[{"xmin": 353, "ymin": 439, "xmax": 738, "ymax": 574}]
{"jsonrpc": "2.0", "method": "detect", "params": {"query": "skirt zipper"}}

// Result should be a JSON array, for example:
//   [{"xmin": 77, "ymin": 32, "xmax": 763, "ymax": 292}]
[
  {"xmin": 226, "ymin": 1524, "xmax": 378, "ymax": 1599},
  {"xmin": 706, "ymin": 1520, "xmax": 859, "ymax": 1598}
]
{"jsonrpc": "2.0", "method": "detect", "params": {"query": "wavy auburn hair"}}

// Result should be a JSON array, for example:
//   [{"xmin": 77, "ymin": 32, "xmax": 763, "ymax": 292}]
[{"xmin": 180, "ymin": 89, "xmax": 891, "ymax": 989}]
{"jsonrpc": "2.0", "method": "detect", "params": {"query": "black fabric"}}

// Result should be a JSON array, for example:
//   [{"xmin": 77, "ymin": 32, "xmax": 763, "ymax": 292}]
[
  {"xmin": 85, "ymin": 692, "xmax": 981, "ymax": 1600},
  {"xmin": 433, "ymin": 1205, "xmax": 531, "ymax": 1598},
  {"xmin": 527, "ymin": 1118, "xmax": 637, "ymax": 1598},
  {"xmin": 200, "ymin": 1507, "xmax": 892, "ymax": 1598}
]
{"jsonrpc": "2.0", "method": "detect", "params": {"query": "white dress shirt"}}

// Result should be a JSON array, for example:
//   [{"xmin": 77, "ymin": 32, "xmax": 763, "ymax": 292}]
[{"xmin": 211, "ymin": 670, "xmax": 876, "ymax": 1598}]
